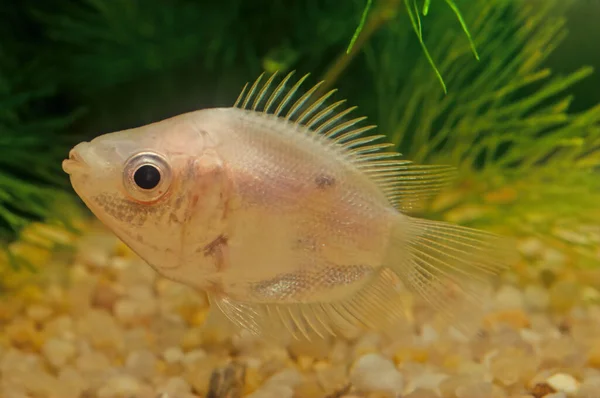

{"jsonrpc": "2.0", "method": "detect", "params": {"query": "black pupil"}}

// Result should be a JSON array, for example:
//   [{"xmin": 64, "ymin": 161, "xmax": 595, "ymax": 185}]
[{"xmin": 133, "ymin": 165, "xmax": 161, "ymax": 190}]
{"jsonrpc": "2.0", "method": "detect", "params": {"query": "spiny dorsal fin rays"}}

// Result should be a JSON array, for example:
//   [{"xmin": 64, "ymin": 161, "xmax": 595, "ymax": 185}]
[
  {"xmin": 242, "ymin": 71, "xmax": 266, "ymax": 110},
  {"xmin": 265, "ymin": 71, "xmax": 296, "ymax": 114},
  {"xmin": 275, "ymin": 74, "xmax": 311, "ymax": 117},
  {"xmin": 285, "ymin": 80, "xmax": 326, "ymax": 121},
  {"xmin": 306, "ymin": 99, "xmax": 347, "ymax": 130},
  {"xmin": 296, "ymin": 89, "xmax": 338, "ymax": 126},
  {"xmin": 233, "ymin": 71, "xmax": 457, "ymax": 210},
  {"xmin": 252, "ymin": 71, "xmax": 280, "ymax": 111},
  {"xmin": 315, "ymin": 106, "xmax": 358, "ymax": 135},
  {"xmin": 233, "ymin": 83, "xmax": 249, "ymax": 108}
]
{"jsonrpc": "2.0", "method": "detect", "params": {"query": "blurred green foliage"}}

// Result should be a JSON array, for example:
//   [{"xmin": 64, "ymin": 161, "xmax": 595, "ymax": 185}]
[{"xmin": 0, "ymin": 0, "xmax": 599, "ymax": 267}]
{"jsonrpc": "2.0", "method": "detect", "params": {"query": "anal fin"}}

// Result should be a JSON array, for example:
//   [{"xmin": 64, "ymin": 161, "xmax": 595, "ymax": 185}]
[{"xmin": 210, "ymin": 268, "xmax": 413, "ymax": 342}]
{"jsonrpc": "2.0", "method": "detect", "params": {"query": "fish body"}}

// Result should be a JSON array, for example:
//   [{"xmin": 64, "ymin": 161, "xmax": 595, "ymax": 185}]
[{"xmin": 63, "ymin": 72, "xmax": 510, "ymax": 340}]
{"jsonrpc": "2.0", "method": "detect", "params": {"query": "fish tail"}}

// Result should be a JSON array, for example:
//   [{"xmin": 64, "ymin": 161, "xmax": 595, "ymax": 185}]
[{"xmin": 383, "ymin": 214, "xmax": 515, "ymax": 337}]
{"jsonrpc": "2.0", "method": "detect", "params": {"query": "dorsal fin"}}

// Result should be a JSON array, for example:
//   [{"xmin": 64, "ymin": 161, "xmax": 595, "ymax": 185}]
[{"xmin": 233, "ymin": 71, "xmax": 456, "ymax": 212}]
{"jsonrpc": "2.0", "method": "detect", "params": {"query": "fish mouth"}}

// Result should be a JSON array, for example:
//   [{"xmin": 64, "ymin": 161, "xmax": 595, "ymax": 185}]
[{"xmin": 62, "ymin": 147, "xmax": 88, "ymax": 175}]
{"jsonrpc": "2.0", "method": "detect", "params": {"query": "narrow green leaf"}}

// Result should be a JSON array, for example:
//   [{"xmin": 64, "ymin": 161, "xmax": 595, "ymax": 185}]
[
  {"xmin": 423, "ymin": 0, "xmax": 431, "ymax": 15},
  {"xmin": 346, "ymin": 0, "xmax": 373, "ymax": 54},
  {"xmin": 444, "ymin": 0, "xmax": 480, "ymax": 60},
  {"xmin": 404, "ymin": 0, "xmax": 447, "ymax": 93}
]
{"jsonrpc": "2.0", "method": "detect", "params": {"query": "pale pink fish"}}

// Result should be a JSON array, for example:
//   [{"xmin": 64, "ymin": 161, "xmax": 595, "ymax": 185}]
[{"xmin": 62, "ymin": 71, "xmax": 510, "ymax": 340}]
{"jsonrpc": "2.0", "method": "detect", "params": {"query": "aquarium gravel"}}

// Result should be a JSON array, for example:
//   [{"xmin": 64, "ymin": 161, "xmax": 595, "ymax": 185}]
[{"xmin": 0, "ymin": 221, "xmax": 599, "ymax": 398}]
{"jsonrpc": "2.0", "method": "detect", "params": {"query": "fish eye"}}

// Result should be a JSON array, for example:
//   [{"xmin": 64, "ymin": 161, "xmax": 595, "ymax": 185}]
[
  {"xmin": 123, "ymin": 152, "xmax": 172, "ymax": 203},
  {"xmin": 134, "ymin": 165, "xmax": 161, "ymax": 190}
]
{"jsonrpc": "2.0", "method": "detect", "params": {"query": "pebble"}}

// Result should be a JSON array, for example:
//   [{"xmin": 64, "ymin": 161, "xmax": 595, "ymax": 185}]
[
  {"xmin": 404, "ymin": 371, "xmax": 448, "ymax": 394},
  {"xmin": 350, "ymin": 353, "xmax": 404, "ymax": 395},
  {"xmin": 577, "ymin": 376, "xmax": 600, "ymax": 398},
  {"xmin": 42, "ymin": 338, "xmax": 77, "ymax": 368},
  {"xmin": 455, "ymin": 381, "xmax": 496, "ymax": 398},
  {"xmin": 25, "ymin": 304, "xmax": 53, "ymax": 322},
  {"xmin": 96, "ymin": 374, "xmax": 144, "ymax": 398},
  {"xmin": 156, "ymin": 376, "xmax": 192, "ymax": 395},
  {"xmin": 163, "ymin": 346, "xmax": 185, "ymax": 363},
  {"xmin": 545, "ymin": 393, "xmax": 568, "ymax": 398},
  {"xmin": 2, "ymin": 223, "xmax": 600, "ymax": 398},
  {"xmin": 57, "ymin": 367, "xmax": 87, "ymax": 397},
  {"xmin": 494, "ymin": 285, "xmax": 525, "ymax": 310},
  {"xmin": 523, "ymin": 284, "xmax": 551, "ymax": 311},
  {"xmin": 546, "ymin": 373, "xmax": 580, "ymax": 396},
  {"xmin": 125, "ymin": 349, "xmax": 157, "ymax": 380}
]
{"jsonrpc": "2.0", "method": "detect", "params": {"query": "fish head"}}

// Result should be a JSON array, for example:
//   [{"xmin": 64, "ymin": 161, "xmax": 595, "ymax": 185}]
[{"xmin": 63, "ymin": 113, "xmax": 230, "ymax": 277}]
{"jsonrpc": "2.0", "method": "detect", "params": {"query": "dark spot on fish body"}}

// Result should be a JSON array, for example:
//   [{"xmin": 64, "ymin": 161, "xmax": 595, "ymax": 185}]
[
  {"xmin": 169, "ymin": 213, "xmax": 180, "ymax": 224},
  {"xmin": 315, "ymin": 173, "xmax": 336, "ymax": 189},
  {"xmin": 174, "ymin": 195, "xmax": 185, "ymax": 209},
  {"xmin": 203, "ymin": 234, "xmax": 228, "ymax": 257},
  {"xmin": 190, "ymin": 194, "xmax": 199, "ymax": 208}
]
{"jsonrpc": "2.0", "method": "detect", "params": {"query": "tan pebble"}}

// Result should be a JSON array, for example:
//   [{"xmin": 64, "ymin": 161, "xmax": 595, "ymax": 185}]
[
  {"xmin": 113, "ymin": 298, "xmax": 139, "ymax": 324},
  {"xmin": 26, "ymin": 304, "xmax": 53, "ymax": 322},
  {"xmin": 42, "ymin": 338, "xmax": 77, "ymax": 368},
  {"xmin": 125, "ymin": 349, "xmax": 157, "ymax": 380},
  {"xmin": 5, "ymin": 318, "xmax": 43, "ymax": 351},
  {"xmin": 189, "ymin": 308, "xmax": 209, "ymax": 326},
  {"xmin": 243, "ymin": 366, "xmax": 264, "ymax": 395},
  {"xmin": 163, "ymin": 346, "xmax": 184, "ymax": 363},
  {"xmin": 403, "ymin": 389, "xmax": 440, "ymax": 398},
  {"xmin": 296, "ymin": 355, "xmax": 314, "ymax": 371},
  {"xmin": 0, "ymin": 300, "xmax": 23, "ymax": 322},
  {"xmin": 529, "ymin": 382, "xmax": 555, "ymax": 398},
  {"xmin": 550, "ymin": 281, "xmax": 581, "ymax": 313},
  {"xmin": 183, "ymin": 356, "xmax": 221, "ymax": 395},
  {"xmin": 288, "ymin": 337, "xmax": 331, "ymax": 360},
  {"xmin": 581, "ymin": 286, "xmax": 600, "ymax": 304},
  {"xmin": 315, "ymin": 364, "xmax": 348, "ymax": 394},
  {"xmin": 57, "ymin": 367, "xmax": 87, "ymax": 397},
  {"xmin": 586, "ymin": 341, "xmax": 600, "ymax": 368},
  {"xmin": 156, "ymin": 359, "xmax": 169, "ymax": 375},
  {"xmin": 484, "ymin": 309, "xmax": 531, "ymax": 330},
  {"xmin": 490, "ymin": 347, "xmax": 538, "ymax": 387},
  {"xmin": 545, "ymin": 373, "xmax": 580, "ymax": 395},
  {"xmin": 74, "ymin": 350, "xmax": 111, "ymax": 374},
  {"xmin": 180, "ymin": 329, "xmax": 204, "ymax": 351},
  {"xmin": 96, "ymin": 374, "xmax": 143, "ymax": 398},
  {"xmin": 518, "ymin": 238, "xmax": 544, "ymax": 259},
  {"xmin": 393, "ymin": 346, "xmax": 429, "ymax": 364},
  {"xmin": 442, "ymin": 354, "xmax": 463, "ymax": 372},
  {"xmin": 17, "ymin": 285, "xmax": 46, "ymax": 304},
  {"xmin": 91, "ymin": 280, "xmax": 121, "ymax": 311},
  {"xmin": 157, "ymin": 376, "xmax": 192, "ymax": 396},
  {"xmin": 295, "ymin": 379, "xmax": 326, "ymax": 397},
  {"xmin": 366, "ymin": 391, "xmax": 397, "ymax": 398},
  {"xmin": 76, "ymin": 309, "xmax": 124, "ymax": 352}
]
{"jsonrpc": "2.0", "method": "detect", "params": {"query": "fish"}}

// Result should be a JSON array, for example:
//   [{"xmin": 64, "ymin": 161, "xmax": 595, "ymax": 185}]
[{"xmin": 62, "ymin": 71, "xmax": 511, "ymax": 341}]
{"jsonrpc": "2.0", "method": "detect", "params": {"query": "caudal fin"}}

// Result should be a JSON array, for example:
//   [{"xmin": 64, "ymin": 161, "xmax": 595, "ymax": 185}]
[{"xmin": 385, "ymin": 215, "xmax": 515, "ymax": 337}]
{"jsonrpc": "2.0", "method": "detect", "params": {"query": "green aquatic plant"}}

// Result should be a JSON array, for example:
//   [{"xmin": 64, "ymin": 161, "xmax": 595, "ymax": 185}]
[
  {"xmin": 350, "ymin": 0, "xmax": 600, "ymax": 265},
  {"xmin": 0, "ymin": 67, "xmax": 80, "ymax": 268},
  {"xmin": 347, "ymin": 0, "xmax": 479, "ymax": 93},
  {"xmin": 0, "ymin": 0, "xmax": 598, "ymax": 276}
]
